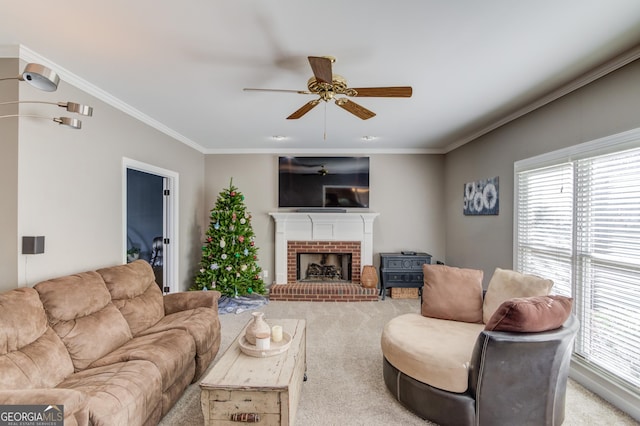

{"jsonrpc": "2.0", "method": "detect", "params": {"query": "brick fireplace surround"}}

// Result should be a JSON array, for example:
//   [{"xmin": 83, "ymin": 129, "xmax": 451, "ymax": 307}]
[{"xmin": 268, "ymin": 212, "xmax": 379, "ymax": 302}]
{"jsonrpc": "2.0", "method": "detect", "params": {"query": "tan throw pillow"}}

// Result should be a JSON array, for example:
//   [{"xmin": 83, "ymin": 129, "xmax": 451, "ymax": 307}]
[
  {"xmin": 421, "ymin": 264, "xmax": 484, "ymax": 323},
  {"xmin": 483, "ymin": 268, "xmax": 553, "ymax": 324},
  {"xmin": 484, "ymin": 295, "xmax": 573, "ymax": 332}
]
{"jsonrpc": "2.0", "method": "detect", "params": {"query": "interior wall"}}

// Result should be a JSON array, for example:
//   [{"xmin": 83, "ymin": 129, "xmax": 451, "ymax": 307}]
[
  {"xmin": 0, "ymin": 58, "xmax": 19, "ymax": 292},
  {"xmin": 204, "ymin": 153, "xmax": 445, "ymax": 285},
  {"xmin": 369, "ymin": 154, "xmax": 445, "ymax": 264},
  {"xmin": 444, "ymin": 58, "xmax": 640, "ymax": 287},
  {"xmin": 12, "ymin": 60, "xmax": 205, "ymax": 290}
]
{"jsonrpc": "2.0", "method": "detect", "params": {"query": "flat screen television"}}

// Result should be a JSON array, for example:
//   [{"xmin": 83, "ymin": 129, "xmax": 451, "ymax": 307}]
[{"xmin": 278, "ymin": 156, "xmax": 370, "ymax": 208}]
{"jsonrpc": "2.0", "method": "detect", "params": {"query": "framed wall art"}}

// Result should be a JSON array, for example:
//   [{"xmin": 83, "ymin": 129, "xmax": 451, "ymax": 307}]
[{"xmin": 463, "ymin": 176, "xmax": 499, "ymax": 215}]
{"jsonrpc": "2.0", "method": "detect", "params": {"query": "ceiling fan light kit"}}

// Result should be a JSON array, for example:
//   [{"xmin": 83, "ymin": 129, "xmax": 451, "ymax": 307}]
[{"xmin": 244, "ymin": 56, "xmax": 412, "ymax": 121}]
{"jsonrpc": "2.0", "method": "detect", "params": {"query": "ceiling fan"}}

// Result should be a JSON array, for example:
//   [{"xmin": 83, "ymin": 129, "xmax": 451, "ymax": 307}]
[
  {"xmin": 296, "ymin": 162, "xmax": 329, "ymax": 175},
  {"xmin": 243, "ymin": 56, "xmax": 412, "ymax": 120}
]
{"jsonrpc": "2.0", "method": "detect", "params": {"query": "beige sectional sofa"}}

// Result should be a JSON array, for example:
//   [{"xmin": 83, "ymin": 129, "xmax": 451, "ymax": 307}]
[{"xmin": 0, "ymin": 260, "xmax": 221, "ymax": 425}]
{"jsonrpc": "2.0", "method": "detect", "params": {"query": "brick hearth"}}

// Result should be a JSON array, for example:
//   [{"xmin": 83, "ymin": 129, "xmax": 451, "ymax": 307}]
[{"xmin": 269, "ymin": 282, "xmax": 378, "ymax": 302}]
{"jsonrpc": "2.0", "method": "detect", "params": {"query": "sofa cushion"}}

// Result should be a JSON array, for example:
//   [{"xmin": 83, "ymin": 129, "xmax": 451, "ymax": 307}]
[
  {"xmin": 482, "ymin": 268, "xmax": 554, "ymax": 324},
  {"xmin": 88, "ymin": 329, "xmax": 196, "ymax": 392},
  {"xmin": 35, "ymin": 271, "xmax": 133, "ymax": 371},
  {"xmin": 485, "ymin": 295, "xmax": 573, "ymax": 332},
  {"xmin": 140, "ymin": 307, "xmax": 220, "ymax": 379},
  {"xmin": 421, "ymin": 265, "xmax": 484, "ymax": 323},
  {"xmin": 0, "ymin": 328, "xmax": 75, "ymax": 390},
  {"xmin": 0, "ymin": 288, "xmax": 74, "ymax": 389},
  {"xmin": 381, "ymin": 313, "xmax": 485, "ymax": 393},
  {"xmin": 0, "ymin": 288, "xmax": 48, "ymax": 353},
  {"xmin": 59, "ymin": 360, "xmax": 163, "ymax": 426},
  {"xmin": 97, "ymin": 260, "xmax": 165, "ymax": 336}
]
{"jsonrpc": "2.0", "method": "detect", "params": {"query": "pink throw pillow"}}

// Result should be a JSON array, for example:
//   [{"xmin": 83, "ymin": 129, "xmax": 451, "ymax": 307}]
[{"xmin": 484, "ymin": 295, "xmax": 573, "ymax": 332}]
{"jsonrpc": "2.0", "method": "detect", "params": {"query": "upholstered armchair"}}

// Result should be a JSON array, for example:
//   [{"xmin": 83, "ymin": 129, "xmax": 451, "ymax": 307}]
[{"xmin": 381, "ymin": 266, "xmax": 579, "ymax": 426}]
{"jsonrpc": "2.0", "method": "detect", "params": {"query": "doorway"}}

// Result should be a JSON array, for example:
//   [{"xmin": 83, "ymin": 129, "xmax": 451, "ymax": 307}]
[{"xmin": 123, "ymin": 158, "xmax": 178, "ymax": 293}]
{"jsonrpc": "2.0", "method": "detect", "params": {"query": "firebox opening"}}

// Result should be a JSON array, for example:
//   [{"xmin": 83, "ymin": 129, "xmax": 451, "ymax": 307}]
[{"xmin": 297, "ymin": 252, "xmax": 352, "ymax": 282}]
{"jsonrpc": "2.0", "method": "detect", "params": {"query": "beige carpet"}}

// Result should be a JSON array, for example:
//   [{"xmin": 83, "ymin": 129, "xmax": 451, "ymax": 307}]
[{"xmin": 159, "ymin": 299, "xmax": 638, "ymax": 425}]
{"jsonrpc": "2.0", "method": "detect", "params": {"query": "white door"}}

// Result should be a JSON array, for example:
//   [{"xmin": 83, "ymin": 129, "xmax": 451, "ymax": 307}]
[{"xmin": 123, "ymin": 158, "xmax": 178, "ymax": 293}]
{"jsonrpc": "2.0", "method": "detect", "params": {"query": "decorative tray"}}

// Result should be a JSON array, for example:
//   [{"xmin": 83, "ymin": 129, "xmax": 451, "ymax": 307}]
[{"xmin": 238, "ymin": 332, "xmax": 292, "ymax": 358}]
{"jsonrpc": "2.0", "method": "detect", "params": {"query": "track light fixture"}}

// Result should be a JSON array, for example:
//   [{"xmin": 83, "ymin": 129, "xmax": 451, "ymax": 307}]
[
  {"xmin": 0, "ymin": 115, "xmax": 82, "ymax": 129},
  {"xmin": 1, "ymin": 63, "xmax": 93, "ymax": 129},
  {"xmin": 0, "ymin": 100, "xmax": 93, "ymax": 116},
  {"xmin": 0, "ymin": 63, "xmax": 59, "ymax": 92}
]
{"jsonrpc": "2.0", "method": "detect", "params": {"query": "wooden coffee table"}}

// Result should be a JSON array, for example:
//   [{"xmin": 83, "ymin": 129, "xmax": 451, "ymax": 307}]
[{"xmin": 200, "ymin": 318, "xmax": 306, "ymax": 426}]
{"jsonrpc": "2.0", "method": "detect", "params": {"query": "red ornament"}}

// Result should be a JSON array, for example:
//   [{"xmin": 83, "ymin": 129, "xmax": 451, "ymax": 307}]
[
  {"xmin": 230, "ymin": 191, "xmax": 236, "ymax": 196},
  {"xmin": 250, "ymin": 241, "xmax": 255, "ymax": 246},
  {"xmin": 238, "ymin": 235, "xmax": 245, "ymax": 243}
]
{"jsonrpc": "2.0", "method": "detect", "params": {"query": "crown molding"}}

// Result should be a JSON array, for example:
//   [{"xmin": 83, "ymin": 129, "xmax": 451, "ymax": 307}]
[
  {"xmin": 203, "ymin": 147, "xmax": 444, "ymax": 155},
  {"xmin": 443, "ymin": 44, "xmax": 640, "ymax": 153},
  {"xmin": 1, "ymin": 44, "xmax": 207, "ymax": 154}
]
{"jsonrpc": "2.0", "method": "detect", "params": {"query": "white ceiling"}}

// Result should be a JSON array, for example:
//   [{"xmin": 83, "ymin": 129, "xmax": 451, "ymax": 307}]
[{"xmin": 1, "ymin": 1, "xmax": 640, "ymax": 154}]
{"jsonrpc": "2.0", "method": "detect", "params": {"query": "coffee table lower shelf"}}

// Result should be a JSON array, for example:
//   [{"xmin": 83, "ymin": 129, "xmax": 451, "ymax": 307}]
[{"xmin": 200, "ymin": 318, "xmax": 306, "ymax": 426}]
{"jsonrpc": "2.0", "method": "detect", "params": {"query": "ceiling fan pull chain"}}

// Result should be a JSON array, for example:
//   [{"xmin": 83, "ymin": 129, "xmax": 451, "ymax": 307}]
[{"xmin": 324, "ymin": 102, "xmax": 327, "ymax": 140}]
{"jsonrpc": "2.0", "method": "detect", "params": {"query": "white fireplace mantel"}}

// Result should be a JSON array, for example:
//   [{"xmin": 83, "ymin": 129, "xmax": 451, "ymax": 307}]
[{"xmin": 269, "ymin": 212, "xmax": 379, "ymax": 284}]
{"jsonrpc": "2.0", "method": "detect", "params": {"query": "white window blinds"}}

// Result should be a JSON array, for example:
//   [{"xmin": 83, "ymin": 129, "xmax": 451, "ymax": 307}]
[
  {"xmin": 516, "ymin": 163, "xmax": 574, "ymax": 297},
  {"xmin": 515, "ymin": 139, "xmax": 640, "ymax": 394},
  {"xmin": 574, "ymin": 148, "xmax": 640, "ymax": 389}
]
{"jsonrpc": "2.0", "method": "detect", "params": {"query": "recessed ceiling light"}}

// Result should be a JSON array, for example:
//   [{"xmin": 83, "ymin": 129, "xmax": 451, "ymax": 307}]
[
  {"xmin": 361, "ymin": 136, "xmax": 376, "ymax": 141},
  {"xmin": 271, "ymin": 135, "xmax": 287, "ymax": 141}
]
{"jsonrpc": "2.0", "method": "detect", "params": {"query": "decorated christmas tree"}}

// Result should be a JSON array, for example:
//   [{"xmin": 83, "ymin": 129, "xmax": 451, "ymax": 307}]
[{"xmin": 191, "ymin": 179, "xmax": 266, "ymax": 296}]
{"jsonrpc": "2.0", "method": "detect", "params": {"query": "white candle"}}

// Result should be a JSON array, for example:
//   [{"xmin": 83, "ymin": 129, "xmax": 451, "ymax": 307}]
[
  {"xmin": 255, "ymin": 333, "xmax": 270, "ymax": 350},
  {"xmin": 271, "ymin": 325, "xmax": 283, "ymax": 343}
]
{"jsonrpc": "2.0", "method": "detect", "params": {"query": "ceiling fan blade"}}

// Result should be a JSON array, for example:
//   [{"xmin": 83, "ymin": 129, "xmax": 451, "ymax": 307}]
[
  {"xmin": 243, "ymin": 88, "xmax": 312, "ymax": 94},
  {"xmin": 335, "ymin": 99, "xmax": 376, "ymax": 120},
  {"xmin": 308, "ymin": 56, "xmax": 333, "ymax": 84},
  {"xmin": 349, "ymin": 86, "xmax": 413, "ymax": 97},
  {"xmin": 287, "ymin": 100, "xmax": 321, "ymax": 119}
]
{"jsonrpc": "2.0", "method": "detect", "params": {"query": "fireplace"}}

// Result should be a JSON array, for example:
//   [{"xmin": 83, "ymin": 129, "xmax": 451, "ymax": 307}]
[
  {"xmin": 298, "ymin": 252, "xmax": 352, "ymax": 282},
  {"xmin": 269, "ymin": 212, "xmax": 378, "ymax": 301},
  {"xmin": 288, "ymin": 241, "xmax": 360, "ymax": 283}
]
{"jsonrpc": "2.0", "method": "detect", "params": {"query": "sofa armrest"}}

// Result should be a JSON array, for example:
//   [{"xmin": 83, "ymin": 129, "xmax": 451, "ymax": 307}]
[
  {"xmin": 163, "ymin": 290, "xmax": 221, "ymax": 315},
  {"xmin": 0, "ymin": 389, "xmax": 89, "ymax": 426},
  {"xmin": 468, "ymin": 314, "xmax": 579, "ymax": 425}
]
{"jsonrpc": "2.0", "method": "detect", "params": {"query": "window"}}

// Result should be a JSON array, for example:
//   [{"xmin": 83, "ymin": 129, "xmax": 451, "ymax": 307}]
[{"xmin": 515, "ymin": 128, "xmax": 640, "ymax": 405}]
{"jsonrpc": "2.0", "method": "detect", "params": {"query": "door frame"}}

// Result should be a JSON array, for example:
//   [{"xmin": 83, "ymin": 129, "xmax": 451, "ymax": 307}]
[{"xmin": 122, "ymin": 157, "xmax": 179, "ymax": 293}]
